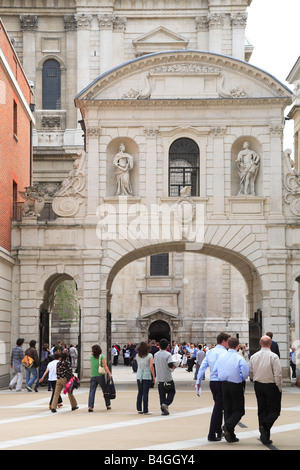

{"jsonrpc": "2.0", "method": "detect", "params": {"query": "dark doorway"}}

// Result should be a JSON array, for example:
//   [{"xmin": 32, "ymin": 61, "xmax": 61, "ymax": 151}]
[{"xmin": 148, "ymin": 320, "xmax": 170, "ymax": 343}]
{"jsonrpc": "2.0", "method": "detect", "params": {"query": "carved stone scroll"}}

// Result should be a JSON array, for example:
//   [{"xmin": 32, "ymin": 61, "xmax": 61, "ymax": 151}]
[{"xmin": 52, "ymin": 150, "xmax": 86, "ymax": 217}]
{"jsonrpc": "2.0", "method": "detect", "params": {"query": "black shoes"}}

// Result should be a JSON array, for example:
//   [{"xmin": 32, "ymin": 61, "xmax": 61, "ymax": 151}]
[
  {"xmin": 208, "ymin": 435, "xmax": 221, "ymax": 442},
  {"xmin": 259, "ymin": 426, "xmax": 272, "ymax": 445},
  {"xmin": 161, "ymin": 404, "xmax": 169, "ymax": 415},
  {"xmin": 222, "ymin": 425, "xmax": 239, "ymax": 443}
]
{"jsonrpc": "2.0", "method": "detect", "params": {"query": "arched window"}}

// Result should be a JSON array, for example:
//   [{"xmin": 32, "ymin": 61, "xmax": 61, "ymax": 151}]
[
  {"xmin": 169, "ymin": 138, "xmax": 199, "ymax": 196},
  {"xmin": 42, "ymin": 59, "xmax": 61, "ymax": 110}
]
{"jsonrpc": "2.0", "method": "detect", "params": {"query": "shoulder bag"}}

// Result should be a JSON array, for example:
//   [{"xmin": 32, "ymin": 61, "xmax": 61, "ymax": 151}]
[
  {"xmin": 98, "ymin": 354, "xmax": 106, "ymax": 374},
  {"xmin": 21, "ymin": 355, "xmax": 34, "ymax": 368}
]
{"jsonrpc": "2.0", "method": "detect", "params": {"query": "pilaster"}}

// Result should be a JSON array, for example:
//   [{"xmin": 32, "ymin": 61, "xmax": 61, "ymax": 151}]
[{"xmin": 19, "ymin": 14, "xmax": 38, "ymax": 83}]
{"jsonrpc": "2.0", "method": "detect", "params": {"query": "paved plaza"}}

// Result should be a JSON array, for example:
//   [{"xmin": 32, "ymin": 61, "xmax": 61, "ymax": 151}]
[{"xmin": 0, "ymin": 366, "xmax": 299, "ymax": 452}]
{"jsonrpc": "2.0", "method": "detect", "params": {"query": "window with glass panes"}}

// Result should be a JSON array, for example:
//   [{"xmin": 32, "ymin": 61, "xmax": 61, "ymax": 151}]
[
  {"xmin": 42, "ymin": 59, "xmax": 61, "ymax": 110},
  {"xmin": 169, "ymin": 138, "xmax": 199, "ymax": 197},
  {"xmin": 150, "ymin": 253, "xmax": 169, "ymax": 276}
]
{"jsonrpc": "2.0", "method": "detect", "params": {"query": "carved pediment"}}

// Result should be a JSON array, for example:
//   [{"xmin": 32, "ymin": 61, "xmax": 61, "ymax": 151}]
[
  {"xmin": 140, "ymin": 308, "xmax": 178, "ymax": 320},
  {"xmin": 75, "ymin": 51, "xmax": 293, "ymax": 105},
  {"xmin": 133, "ymin": 27, "xmax": 189, "ymax": 56}
]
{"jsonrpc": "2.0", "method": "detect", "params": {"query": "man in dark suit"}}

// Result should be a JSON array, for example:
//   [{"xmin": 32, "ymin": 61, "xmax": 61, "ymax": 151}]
[{"xmin": 266, "ymin": 332, "xmax": 280, "ymax": 358}]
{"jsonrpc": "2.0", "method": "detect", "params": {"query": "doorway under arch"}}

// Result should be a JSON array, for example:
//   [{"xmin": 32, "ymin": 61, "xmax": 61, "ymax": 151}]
[{"xmin": 149, "ymin": 319, "xmax": 171, "ymax": 343}]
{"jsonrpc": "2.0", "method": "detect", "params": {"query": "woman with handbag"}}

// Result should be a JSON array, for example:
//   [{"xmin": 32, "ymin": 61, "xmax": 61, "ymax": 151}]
[{"xmin": 88, "ymin": 344, "xmax": 112, "ymax": 412}]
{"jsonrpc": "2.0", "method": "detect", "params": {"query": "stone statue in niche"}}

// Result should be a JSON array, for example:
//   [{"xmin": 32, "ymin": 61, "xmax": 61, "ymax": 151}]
[
  {"xmin": 113, "ymin": 143, "xmax": 134, "ymax": 196},
  {"xmin": 236, "ymin": 141, "xmax": 260, "ymax": 195}
]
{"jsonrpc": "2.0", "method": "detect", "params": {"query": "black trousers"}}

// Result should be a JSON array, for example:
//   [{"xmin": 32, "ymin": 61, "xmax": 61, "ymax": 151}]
[
  {"xmin": 158, "ymin": 380, "xmax": 176, "ymax": 406},
  {"xmin": 254, "ymin": 382, "xmax": 281, "ymax": 432},
  {"xmin": 208, "ymin": 381, "xmax": 223, "ymax": 438},
  {"xmin": 222, "ymin": 381, "xmax": 245, "ymax": 434}
]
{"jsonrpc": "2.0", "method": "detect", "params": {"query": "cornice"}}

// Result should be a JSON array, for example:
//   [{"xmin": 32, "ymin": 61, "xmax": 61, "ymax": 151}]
[{"xmin": 78, "ymin": 96, "xmax": 292, "ymax": 109}]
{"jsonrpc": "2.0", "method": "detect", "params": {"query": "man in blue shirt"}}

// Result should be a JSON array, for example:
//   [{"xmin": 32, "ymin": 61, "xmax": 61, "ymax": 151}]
[
  {"xmin": 196, "ymin": 332, "xmax": 230, "ymax": 441},
  {"xmin": 213, "ymin": 337, "xmax": 249, "ymax": 443}
]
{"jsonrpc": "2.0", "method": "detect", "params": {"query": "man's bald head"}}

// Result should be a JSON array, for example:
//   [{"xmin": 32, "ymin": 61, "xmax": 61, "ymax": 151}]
[{"xmin": 260, "ymin": 335, "xmax": 272, "ymax": 348}]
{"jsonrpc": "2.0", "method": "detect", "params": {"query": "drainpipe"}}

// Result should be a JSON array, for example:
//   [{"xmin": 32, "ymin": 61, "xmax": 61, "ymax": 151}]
[{"xmin": 29, "ymin": 103, "xmax": 35, "ymax": 186}]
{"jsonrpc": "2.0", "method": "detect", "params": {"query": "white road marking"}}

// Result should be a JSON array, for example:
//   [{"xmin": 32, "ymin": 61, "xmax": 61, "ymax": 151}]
[
  {"xmin": 0, "ymin": 404, "xmax": 299, "ymax": 449},
  {"xmin": 135, "ymin": 423, "xmax": 300, "ymax": 450}
]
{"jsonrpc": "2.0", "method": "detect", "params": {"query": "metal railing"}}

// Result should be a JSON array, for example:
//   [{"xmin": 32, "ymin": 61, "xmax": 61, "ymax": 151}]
[{"xmin": 12, "ymin": 202, "xmax": 57, "ymax": 222}]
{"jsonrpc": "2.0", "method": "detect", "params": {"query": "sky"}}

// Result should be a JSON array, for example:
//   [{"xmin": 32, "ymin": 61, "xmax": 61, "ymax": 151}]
[{"xmin": 245, "ymin": 0, "xmax": 300, "ymax": 153}]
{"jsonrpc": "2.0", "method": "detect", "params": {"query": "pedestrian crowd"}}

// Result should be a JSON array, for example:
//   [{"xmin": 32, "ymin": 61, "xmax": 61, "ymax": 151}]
[{"xmin": 8, "ymin": 331, "xmax": 299, "ymax": 446}]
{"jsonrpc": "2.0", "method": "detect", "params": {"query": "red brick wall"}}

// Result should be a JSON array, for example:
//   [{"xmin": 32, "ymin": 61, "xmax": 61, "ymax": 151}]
[{"xmin": 0, "ymin": 20, "xmax": 32, "ymax": 251}]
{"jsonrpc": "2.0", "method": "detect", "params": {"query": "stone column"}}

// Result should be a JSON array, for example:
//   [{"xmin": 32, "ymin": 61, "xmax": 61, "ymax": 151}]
[
  {"xmin": 269, "ymin": 124, "xmax": 284, "ymax": 216},
  {"xmin": 144, "ymin": 127, "xmax": 158, "ymax": 204},
  {"xmin": 81, "ymin": 252, "xmax": 103, "ymax": 378},
  {"xmin": 75, "ymin": 13, "xmax": 92, "ymax": 94},
  {"xmin": 231, "ymin": 12, "xmax": 248, "ymax": 61},
  {"xmin": 86, "ymin": 126, "xmax": 101, "ymax": 216},
  {"xmin": 210, "ymin": 127, "xmax": 226, "ymax": 217},
  {"xmin": 112, "ymin": 16, "xmax": 127, "ymax": 69},
  {"xmin": 195, "ymin": 15, "xmax": 209, "ymax": 51},
  {"xmin": 208, "ymin": 13, "xmax": 225, "ymax": 54},
  {"xmin": 19, "ymin": 15, "xmax": 38, "ymax": 83},
  {"xmin": 64, "ymin": 15, "xmax": 78, "ymax": 130},
  {"xmin": 98, "ymin": 14, "xmax": 115, "ymax": 75}
]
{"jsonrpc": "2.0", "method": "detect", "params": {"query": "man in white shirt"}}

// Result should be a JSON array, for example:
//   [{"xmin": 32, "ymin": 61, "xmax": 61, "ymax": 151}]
[{"xmin": 249, "ymin": 335, "xmax": 282, "ymax": 445}]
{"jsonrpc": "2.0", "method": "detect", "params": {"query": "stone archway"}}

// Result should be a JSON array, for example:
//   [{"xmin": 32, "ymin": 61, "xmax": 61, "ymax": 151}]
[
  {"xmin": 104, "ymin": 239, "xmax": 262, "ymax": 363},
  {"xmin": 41, "ymin": 273, "xmax": 80, "ymax": 350}
]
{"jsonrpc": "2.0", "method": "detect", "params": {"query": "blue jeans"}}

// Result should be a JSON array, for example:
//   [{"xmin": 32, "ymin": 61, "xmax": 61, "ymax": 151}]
[
  {"xmin": 88, "ymin": 375, "xmax": 110, "ymax": 408},
  {"xmin": 26, "ymin": 367, "xmax": 38, "ymax": 388},
  {"xmin": 136, "ymin": 379, "xmax": 152, "ymax": 413}
]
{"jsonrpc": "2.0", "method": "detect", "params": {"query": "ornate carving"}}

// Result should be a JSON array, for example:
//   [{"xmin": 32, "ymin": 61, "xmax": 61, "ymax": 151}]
[
  {"xmin": 283, "ymin": 149, "xmax": 300, "ymax": 216},
  {"xmin": 122, "ymin": 72, "xmax": 151, "ymax": 100},
  {"xmin": 113, "ymin": 16, "xmax": 127, "ymax": 31},
  {"xmin": 151, "ymin": 64, "xmax": 221, "ymax": 74},
  {"xmin": 195, "ymin": 15, "xmax": 209, "ymax": 31},
  {"xmin": 269, "ymin": 124, "xmax": 284, "ymax": 135},
  {"xmin": 209, "ymin": 127, "xmax": 226, "ymax": 136},
  {"xmin": 41, "ymin": 116, "xmax": 61, "ymax": 128},
  {"xmin": 19, "ymin": 186, "xmax": 45, "ymax": 218},
  {"xmin": 64, "ymin": 15, "xmax": 77, "ymax": 31},
  {"xmin": 86, "ymin": 127, "xmax": 102, "ymax": 137},
  {"xmin": 35, "ymin": 182, "xmax": 61, "ymax": 198},
  {"xmin": 218, "ymin": 74, "xmax": 247, "ymax": 98},
  {"xmin": 98, "ymin": 14, "xmax": 115, "ymax": 29},
  {"xmin": 75, "ymin": 14, "xmax": 92, "ymax": 30},
  {"xmin": 231, "ymin": 12, "xmax": 248, "ymax": 28},
  {"xmin": 52, "ymin": 151, "xmax": 86, "ymax": 217},
  {"xmin": 144, "ymin": 127, "xmax": 159, "ymax": 137},
  {"xmin": 208, "ymin": 13, "xmax": 225, "ymax": 28},
  {"xmin": 19, "ymin": 15, "xmax": 38, "ymax": 31}
]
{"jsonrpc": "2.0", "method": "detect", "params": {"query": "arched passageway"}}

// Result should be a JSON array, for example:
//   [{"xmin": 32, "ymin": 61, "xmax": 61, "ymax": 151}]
[{"xmin": 105, "ymin": 240, "xmax": 261, "ymax": 360}]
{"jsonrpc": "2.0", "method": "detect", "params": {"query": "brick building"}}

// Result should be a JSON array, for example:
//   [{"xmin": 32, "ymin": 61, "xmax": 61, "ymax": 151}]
[{"xmin": 0, "ymin": 18, "xmax": 34, "ymax": 387}]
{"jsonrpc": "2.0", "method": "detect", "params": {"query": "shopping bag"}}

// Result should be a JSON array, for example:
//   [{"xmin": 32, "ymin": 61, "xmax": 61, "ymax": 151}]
[
  {"xmin": 21, "ymin": 355, "xmax": 34, "ymax": 368},
  {"xmin": 63, "ymin": 376, "xmax": 78, "ymax": 394},
  {"xmin": 104, "ymin": 376, "xmax": 116, "ymax": 400}
]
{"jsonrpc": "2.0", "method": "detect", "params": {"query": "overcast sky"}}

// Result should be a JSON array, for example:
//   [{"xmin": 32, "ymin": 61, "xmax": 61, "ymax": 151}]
[{"xmin": 245, "ymin": 0, "xmax": 300, "ymax": 152}]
